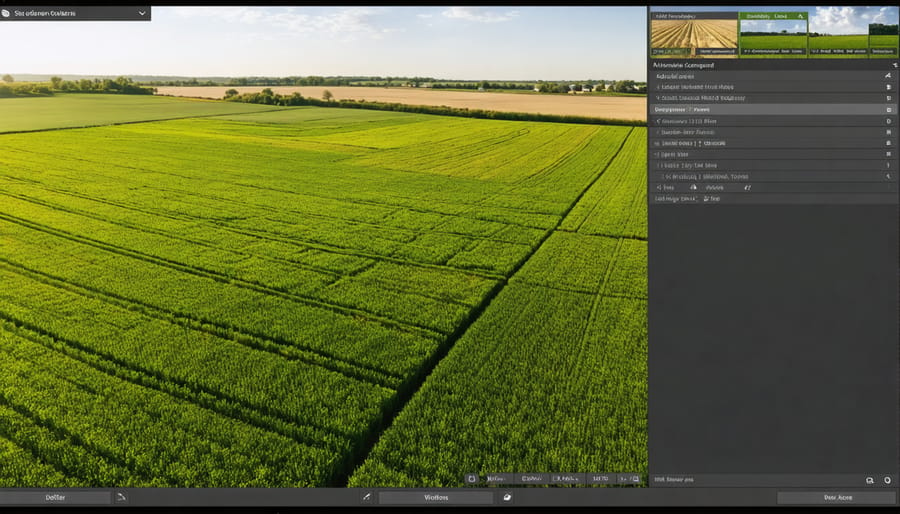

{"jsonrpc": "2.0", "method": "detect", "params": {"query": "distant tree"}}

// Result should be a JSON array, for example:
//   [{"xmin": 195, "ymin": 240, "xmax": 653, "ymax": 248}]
[
  {"xmin": 2, "ymin": 74, "xmax": 13, "ymax": 83},
  {"xmin": 613, "ymin": 80, "xmax": 636, "ymax": 93},
  {"xmin": 479, "ymin": 80, "xmax": 490, "ymax": 90},
  {"xmin": 224, "ymin": 88, "xmax": 239, "ymax": 98},
  {"xmin": 322, "ymin": 89, "xmax": 334, "ymax": 101},
  {"xmin": 537, "ymin": 82, "xmax": 555, "ymax": 93},
  {"xmin": 50, "ymin": 76, "xmax": 63, "ymax": 89},
  {"xmin": 289, "ymin": 92, "xmax": 305, "ymax": 105}
]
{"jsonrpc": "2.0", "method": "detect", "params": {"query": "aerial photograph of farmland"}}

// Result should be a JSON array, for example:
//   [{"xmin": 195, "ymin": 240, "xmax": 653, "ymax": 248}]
[
  {"xmin": 650, "ymin": 17, "xmax": 738, "ymax": 58},
  {"xmin": 0, "ymin": 7, "xmax": 648, "ymax": 487},
  {"xmin": 739, "ymin": 17, "xmax": 809, "ymax": 58},
  {"xmin": 653, "ymin": 6, "xmax": 898, "ymax": 59},
  {"xmin": 807, "ymin": 6, "xmax": 899, "ymax": 58},
  {"xmin": 869, "ymin": 20, "xmax": 900, "ymax": 58},
  {"xmin": 808, "ymin": 32, "xmax": 868, "ymax": 57}
]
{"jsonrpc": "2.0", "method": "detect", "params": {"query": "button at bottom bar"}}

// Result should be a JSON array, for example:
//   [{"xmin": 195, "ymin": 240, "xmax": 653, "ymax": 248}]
[
  {"xmin": 378, "ymin": 491, "xmax": 494, "ymax": 505},
  {"xmin": 777, "ymin": 491, "xmax": 897, "ymax": 505}
]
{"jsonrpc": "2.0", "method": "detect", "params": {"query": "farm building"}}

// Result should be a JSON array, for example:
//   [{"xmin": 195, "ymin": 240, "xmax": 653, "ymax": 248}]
[{"xmin": 581, "ymin": 85, "xmax": 593, "ymax": 92}]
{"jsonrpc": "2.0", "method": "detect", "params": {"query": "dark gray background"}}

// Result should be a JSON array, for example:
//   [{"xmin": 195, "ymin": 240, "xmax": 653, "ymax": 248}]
[{"xmin": 649, "ymin": 205, "xmax": 899, "ymax": 474}]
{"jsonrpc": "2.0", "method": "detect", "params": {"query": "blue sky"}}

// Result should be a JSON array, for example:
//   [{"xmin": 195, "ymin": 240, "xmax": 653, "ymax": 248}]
[
  {"xmin": 652, "ymin": 5, "xmax": 898, "ymax": 34},
  {"xmin": 741, "ymin": 19, "xmax": 808, "ymax": 34},
  {"xmin": 1, "ymin": 6, "xmax": 647, "ymax": 81}
]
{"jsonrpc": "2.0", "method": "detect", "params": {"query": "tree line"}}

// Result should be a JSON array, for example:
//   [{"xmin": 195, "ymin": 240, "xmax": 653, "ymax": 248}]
[
  {"xmin": 134, "ymin": 75, "xmax": 646, "ymax": 93},
  {"xmin": 534, "ymin": 80, "xmax": 645, "ymax": 94},
  {"xmin": 0, "ymin": 75, "xmax": 155, "ymax": 97},
  {"xmin": 868, "ymin": 24, "xmax": 898, "ymax": 36},
  {"xmin": 143, "ymin": 76, "xmax": 441, "ymax": 87},
  {"xmin": 740, "ymin": 31, "xmax": 808, "ymax": 36}
]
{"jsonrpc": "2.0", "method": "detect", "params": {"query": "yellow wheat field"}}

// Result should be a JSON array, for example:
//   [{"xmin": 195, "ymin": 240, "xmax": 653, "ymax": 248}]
[{"xmin": 651, "ymin": 19, "xmax": 738, "ymax": 49}]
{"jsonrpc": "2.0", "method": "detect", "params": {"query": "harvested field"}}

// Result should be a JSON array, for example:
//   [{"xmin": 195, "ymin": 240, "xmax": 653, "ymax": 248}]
[
  {"xmin": 154, "ymin": 86, "xmax": 647, "ymax": 122},
  {"xmin": 651, "ymin": 19, "xmax": 738, "ymax": 48}
]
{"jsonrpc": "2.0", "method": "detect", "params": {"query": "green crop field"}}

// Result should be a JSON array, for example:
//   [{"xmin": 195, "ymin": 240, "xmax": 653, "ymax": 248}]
[
  {"xmin": 869, "ymin": 35, "xmax": 899, "ymax": 47},
  {"xmin": 0, "ymin": 95, "xmax": 647, "ymax": 487},
  {"xmin": 740, "ymin": 35, "xmax": 808, "ymax": 58},
  {"xmin": 808, "ymin": 35, "xmax": 868, "ymax": 49},
  {"xmin": 869, "ymin": 34, "xmax": 900, "ymax": 58},
  {"xmin": 0, "ymin": 94, "xmax": 279, "ymax": 133},
  {"xmin": 808, "ymin": 35, "xmax": 868, "ymax": 59}
]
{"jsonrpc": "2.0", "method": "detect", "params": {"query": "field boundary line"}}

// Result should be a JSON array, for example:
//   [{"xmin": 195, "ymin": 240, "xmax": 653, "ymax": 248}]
[
  {"xmin": 0, "ymin": 189, "xmax": 480, "ymax": 309},
  {"xmin": 566, "ymin": 127, "xmax": 635, "ymax": 232},
  {"xmin": 575, "ymin": 238, "xmax": 624, "ymax": 347},
  {"xmin": 572, "ymin": 129, "xmax": 639, "ymax": 233},
  {"xmin": 0, "ymin": 388, "xmax": 165, "ymax": 486},
  {"xmin": 1, "ymin": 151, "xmax": 559, "ymax": 230},
  {"xmin": 0, "ymin": 421, "xmax": 82, "ymax": 486},
  {"xmin": 0, "ymin": 316, "xmax": 352, "ymax": 452},
  {"xmin": 555, "ymin": 228, "xmax": 648, "ymax": 241},
  {"xmin": 4, "ymin": 143, "xmax": 564, "ymax": 222},
  {"xmin": 0, "ymin": 257, "xmax": 403, "ymax": 389},
  {"xmin": 0, "ymin": 106, "xmax": 290, "ymax": 136},
  {"xmin": 513, "ymin": 125, "xmax": 600, "ymax": 184},
  {"xmin": 0, "ymin": 211, "xmax": 446, "ymax": 340},
  {"xmin": 0, "ymin": 179, "xmax": 507, "ymax": 280},
  {"xmin": 339, "ymin": 125, "xmax": 637, "ymax": 485},
  {"xmin": 0, "ymin": 189, "xmax": 345, "ymax": 278}
]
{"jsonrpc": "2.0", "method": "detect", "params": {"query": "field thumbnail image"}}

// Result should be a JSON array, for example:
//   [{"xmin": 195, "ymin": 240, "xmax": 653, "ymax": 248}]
[
  {"xmin": 0, "ymin": 94, "xmax": 648, "ymax": 487},
  {"xmin": 808, "ymin": 34, "xmax": 867, "ymax": 58},
  {"xmin": 869, "ymin": 23, "xmax": 899, "ymax": 58},
  {"xmin": 651, "ymin": 19, "xmax": 738, "ymax": 58},
  {"xmin": 740, "ymin": 18, "xmax": 808, "ymax": 58},
  {"xmin": 808, "ymin": 34, "xmax": 867, "ymax": 49},
  {"xmin": 808, "ymin": 11, "xmax": 873, "ymax": 58}
]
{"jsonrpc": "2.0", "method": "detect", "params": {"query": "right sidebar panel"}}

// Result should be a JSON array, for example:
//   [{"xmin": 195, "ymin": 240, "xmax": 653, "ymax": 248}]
[{"xmin": 647, "ymin": 5, "xmax": 899, "ymax": 489}]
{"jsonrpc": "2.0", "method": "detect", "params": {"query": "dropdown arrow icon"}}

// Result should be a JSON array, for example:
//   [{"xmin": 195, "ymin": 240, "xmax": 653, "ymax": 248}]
[{"xmin": 138, "ymin": 10, "xmax": 146, "ymax": 16}]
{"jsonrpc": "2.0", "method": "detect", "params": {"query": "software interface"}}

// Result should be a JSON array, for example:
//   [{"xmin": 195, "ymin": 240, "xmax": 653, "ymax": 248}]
[{"xmin": 0, "ymin": 3, "xmax": 896, "ymax": 509}]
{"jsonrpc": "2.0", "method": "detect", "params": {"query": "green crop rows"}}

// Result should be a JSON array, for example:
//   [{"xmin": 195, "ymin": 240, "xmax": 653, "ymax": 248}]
[{"xmin": 0, "ymin": 95, "xmax": 647, "ymax": 487}]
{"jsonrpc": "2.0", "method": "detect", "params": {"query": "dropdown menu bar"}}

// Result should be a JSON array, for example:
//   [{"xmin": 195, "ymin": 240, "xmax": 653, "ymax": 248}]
[{"xmin": 0, "ymin": 6, "xmax": 151, "ymax": 21}]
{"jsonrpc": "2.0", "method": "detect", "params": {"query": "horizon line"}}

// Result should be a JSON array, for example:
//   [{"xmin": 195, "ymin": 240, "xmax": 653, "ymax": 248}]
[{"xmin": 8, "ymin": 72, "xmax": 647, "ymax": 83}]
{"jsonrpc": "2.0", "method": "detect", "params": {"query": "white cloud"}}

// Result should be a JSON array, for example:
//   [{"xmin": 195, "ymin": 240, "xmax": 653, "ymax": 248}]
[
  {"xmin": 441, "ymin": 7, "xmax": 519, "ymax": 23},
  {"xmin": 741, "ymin": 18, "xmax": 807, "ymax": 34},
  {"xmin": 172, "ymin": 7, "xmax": 394, "ymax": 41},
  {"xmin": 809, "ymin": 6, "xmax": 865, "ymax": 35},
  {"xmin": 871, "ymin": 7, "xmax": 890, "ymax": 25},
  {"xmin": 417, "ymin": 13, "xmax": 433, "ymax": 19}
]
